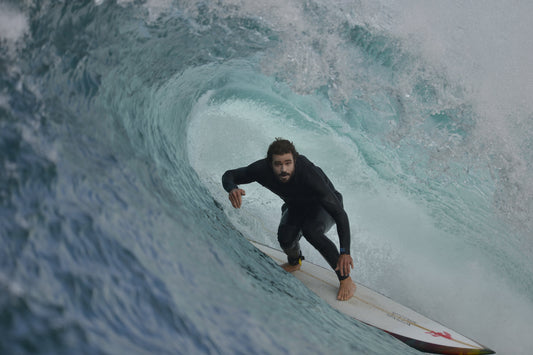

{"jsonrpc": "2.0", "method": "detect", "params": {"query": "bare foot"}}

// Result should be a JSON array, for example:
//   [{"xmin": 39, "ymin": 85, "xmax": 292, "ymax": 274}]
[
  {"xmin": 337, "ymin": 277, "xmax": 356, "ymax": 301},
  {"xmin": 281, "ymin": 262, "xmax": 301, "ymax": 273}
]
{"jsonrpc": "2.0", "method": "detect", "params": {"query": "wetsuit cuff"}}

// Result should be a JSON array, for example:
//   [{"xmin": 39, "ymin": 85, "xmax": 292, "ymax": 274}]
[
  {"xmin": 224, "ymin": 184, "xmax": 238, "ymax": 193},
  {"xmin": 288, "ymin": 252, "xmax": 305, "ymax": 266}
]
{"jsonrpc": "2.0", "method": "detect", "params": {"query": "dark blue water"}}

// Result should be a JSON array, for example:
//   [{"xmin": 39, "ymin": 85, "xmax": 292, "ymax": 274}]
[{"xmin": 1, "ymin": 1, "xmax": 532, "ymax": 354}]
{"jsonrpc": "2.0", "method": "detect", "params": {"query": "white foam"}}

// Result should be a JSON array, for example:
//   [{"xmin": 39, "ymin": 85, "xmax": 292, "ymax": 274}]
[
  {"xmin": 0, "ymin": 4, "xmax": 28, "ymax": 42},
  {"xmin": 384, "ymin": 0, "xmax": 533, "ymax": 114},
  {"xmin": 379, "ymin": 0, "xmax": 533, "ymax": 230},
  {"xmin": 114, "ymin": 0, "xmax": 174, "ymax": 21}
]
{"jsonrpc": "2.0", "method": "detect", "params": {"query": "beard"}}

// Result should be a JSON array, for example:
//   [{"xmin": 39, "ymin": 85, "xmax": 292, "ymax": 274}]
[{"xmin": 278, "ymin": 172, "xmax": 291, "ymax": 182}]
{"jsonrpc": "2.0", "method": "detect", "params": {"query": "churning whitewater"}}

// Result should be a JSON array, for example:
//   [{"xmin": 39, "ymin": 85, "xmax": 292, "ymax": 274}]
[{"xmin": 1, "ymin": 0, "xmax": 532, "ymax": 354}]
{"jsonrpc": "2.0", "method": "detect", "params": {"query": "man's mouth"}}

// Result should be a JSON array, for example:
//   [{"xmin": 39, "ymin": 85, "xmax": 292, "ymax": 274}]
[{"xmin": 279, "ymin": 172, "xmax": 290, "ymax": 181}]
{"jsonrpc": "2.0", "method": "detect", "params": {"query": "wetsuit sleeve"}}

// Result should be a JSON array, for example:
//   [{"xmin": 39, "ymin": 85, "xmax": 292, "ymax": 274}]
[
  {"xmin": 222, "ymin": 160, "xmax": 263, "ymax": 192},
  {"xmin": 306, "ymin": 166, "xmax": 351, "ymax": 254}
]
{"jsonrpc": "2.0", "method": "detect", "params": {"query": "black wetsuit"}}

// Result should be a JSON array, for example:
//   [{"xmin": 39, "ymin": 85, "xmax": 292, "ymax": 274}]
[{"xmin": 222, "ymin": 155, "xmax": 351, "ymax": 280}]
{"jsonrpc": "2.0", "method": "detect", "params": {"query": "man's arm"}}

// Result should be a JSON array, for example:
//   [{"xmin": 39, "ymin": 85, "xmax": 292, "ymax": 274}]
[
  {"xmin": 222, "ymin": 160, "xmax": 263, "ymax": 208},
  {"xmin": 315, "ymin": 180, "xmax": 354, "ymax": 277},
  {"xmin": 319, "ymin": 191, "xmax": 354, "ymax": 277},
  {"xmin": 222, "ymin": 166, "xmax": 256, "ymax": 192},
  {"xmin": 320, "ymin": 193, "xmax": 351, "ymax": 252},
  {"xmin": 304, "ymin": 163, "xmax": 351, "ymax": 253},
  {"xmin": 306, "ymin": 167, "xmax": 354, "ymax": 277}
]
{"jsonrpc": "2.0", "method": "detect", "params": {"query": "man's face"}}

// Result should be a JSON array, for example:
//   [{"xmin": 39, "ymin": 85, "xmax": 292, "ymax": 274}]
[{"xmin": 271, "ymin": 153, "xmax": 295, "ymax": 183}]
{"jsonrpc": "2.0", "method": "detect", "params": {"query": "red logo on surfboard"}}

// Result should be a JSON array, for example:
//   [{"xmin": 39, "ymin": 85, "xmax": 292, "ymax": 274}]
[{"xmin": 426, "ymin": 331, "xmax": 452, "ymax": 340}]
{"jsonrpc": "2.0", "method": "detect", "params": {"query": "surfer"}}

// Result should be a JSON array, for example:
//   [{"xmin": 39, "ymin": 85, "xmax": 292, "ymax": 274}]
[{"xmin": 222, "ymin": 138, "xmax": 356, "ymax": 301}]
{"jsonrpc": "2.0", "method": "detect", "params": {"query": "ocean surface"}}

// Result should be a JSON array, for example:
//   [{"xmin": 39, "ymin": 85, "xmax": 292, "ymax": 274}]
[{"xmin": 1, "ymin": 0, "xmax": 532, "ymax": 354}]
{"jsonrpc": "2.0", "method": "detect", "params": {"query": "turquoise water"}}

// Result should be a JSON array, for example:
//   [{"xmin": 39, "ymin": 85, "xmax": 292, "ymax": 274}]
[{"xmin": 1, "ymin": 1, "xmax": 532, "ymax": 354}]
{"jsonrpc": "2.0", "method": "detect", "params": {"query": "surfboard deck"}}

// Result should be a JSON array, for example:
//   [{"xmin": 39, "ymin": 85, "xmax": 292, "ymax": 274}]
[{"xmin": 251, "ymin": 240, "xmax": 495, "ymax": 355}]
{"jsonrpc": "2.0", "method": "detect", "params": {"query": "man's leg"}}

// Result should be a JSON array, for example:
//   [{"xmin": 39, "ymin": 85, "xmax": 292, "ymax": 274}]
[{"xmin": 277, "ymin": 205, "xmax": 305, "ymax": 269}]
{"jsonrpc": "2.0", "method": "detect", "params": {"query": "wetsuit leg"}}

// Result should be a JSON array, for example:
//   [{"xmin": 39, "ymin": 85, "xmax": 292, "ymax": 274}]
[
  {"xmin": 301, "ymin": 205, "xmax": 349, "ymax": 281},
  {"xmin": 277, "ymin": 205, "xmax": 304, "ymax": 265}
]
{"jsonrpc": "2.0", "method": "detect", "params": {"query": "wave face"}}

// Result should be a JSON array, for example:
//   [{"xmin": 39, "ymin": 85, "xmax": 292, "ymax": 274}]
[{"xmin": 1, "ymin": 1, "xmax": 532, "ymax": 354}]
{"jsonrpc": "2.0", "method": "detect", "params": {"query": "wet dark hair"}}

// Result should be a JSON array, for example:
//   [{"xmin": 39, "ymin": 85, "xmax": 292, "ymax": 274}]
[{"xmin": 267, "ymin": 138, "xmax": 299, "ymax": 163}]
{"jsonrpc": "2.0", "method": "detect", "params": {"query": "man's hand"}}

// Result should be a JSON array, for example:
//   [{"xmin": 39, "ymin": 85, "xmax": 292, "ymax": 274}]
[
  {"xmin": 228, "ymin": 188, "xmax": 246, "ymax": 208},
  {"xmin": 335, "ymin": 254, "xmax": 354, "ymax": 277}
]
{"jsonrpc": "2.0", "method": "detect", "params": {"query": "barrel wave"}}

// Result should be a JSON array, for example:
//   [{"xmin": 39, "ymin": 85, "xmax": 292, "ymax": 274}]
[{"xmin": 1, "ymin": 1, "xmax": 532, "ymax": 354}]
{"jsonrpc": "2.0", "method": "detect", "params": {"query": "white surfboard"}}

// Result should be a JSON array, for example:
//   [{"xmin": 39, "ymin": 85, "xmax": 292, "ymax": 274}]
[{"xmin": 251, "ymin": 240, "xmax": 494, "ymax": 355}]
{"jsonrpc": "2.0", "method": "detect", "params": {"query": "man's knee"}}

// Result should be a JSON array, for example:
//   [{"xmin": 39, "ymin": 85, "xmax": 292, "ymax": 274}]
[
  {"xmin": 301, "ymin": 223, "xmax": 326, "ymax": 241},
  {"xmin": 277, "ymin": 224, "xmax": 300, "ymax": 249}
]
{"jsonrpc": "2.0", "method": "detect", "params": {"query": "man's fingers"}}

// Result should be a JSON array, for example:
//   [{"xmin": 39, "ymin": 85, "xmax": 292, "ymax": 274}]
[
  {"xmin": 335, "ymin": 263, "xmax": 347, "ymax": 276},
  {"xmin": 229, "ymin": 189, "xmax": 245, "ymax": 208},
  {"xmin": 336, "ymin": 255, "xmax": 354, "ymax": 277},
  {"xmin": 231, "ymin": 193, "xmax": 241, "ymax": 208},
  {"xmin": 230, "ymin": 196, "xmax": 238, "ymax": 208},
  {"xmin": 228, "ymin": 192, "xmax": 237, "ymax": 208}
]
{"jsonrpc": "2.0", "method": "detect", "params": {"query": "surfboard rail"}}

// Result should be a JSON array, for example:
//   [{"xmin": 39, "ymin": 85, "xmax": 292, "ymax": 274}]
[{"xmin": 250, "ymin": 240, "xmax": 495, "ymax": 355}]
